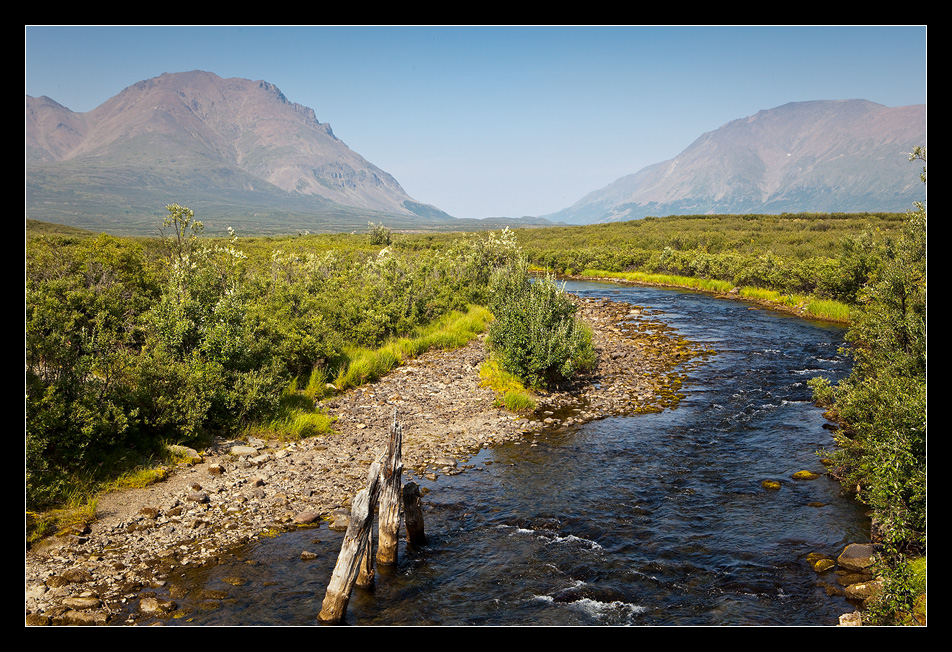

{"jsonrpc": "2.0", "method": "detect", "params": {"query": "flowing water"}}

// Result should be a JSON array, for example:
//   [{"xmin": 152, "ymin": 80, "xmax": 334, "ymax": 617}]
[{"xmin": 158, "ymin": 281, "xmax": 869, "ymax": 626}]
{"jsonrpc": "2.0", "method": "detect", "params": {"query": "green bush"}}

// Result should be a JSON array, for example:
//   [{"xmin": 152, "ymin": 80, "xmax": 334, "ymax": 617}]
[
  {"xmin": 486, "ymin": 258, "xmax": 595, "ymax": 389},
  {"xmin": 812, "ymin": 152, "xmax": 926, "ymax": 558},
  {"xmin": 25, "ymin": 211, "xmax": 526, "ymax": 512}
]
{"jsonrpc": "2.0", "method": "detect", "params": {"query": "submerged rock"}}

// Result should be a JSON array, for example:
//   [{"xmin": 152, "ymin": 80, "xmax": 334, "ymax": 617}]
[{"xmin": 139, "ymin": 596, "xmax": 177, "ymax": 617}]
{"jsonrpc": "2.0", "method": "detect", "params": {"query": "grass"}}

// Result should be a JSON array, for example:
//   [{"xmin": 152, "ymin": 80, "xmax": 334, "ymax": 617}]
[
  {"xmin": 578, "ymin": 268, "xmax": 852, "ymax": 324},
  {"xmin": 26, "ymin": 445, "xmax": 191, "ymax": 547},
  {"xmin": 738, "ymin": 287, "xmax": 852, "ymax": 323},
  {"xmin": 907, "ymin": 556, "xmax": 928, "ymax": 625},
  {"xmin": 251, "ymin": 304, "xmax": 495, "ymax": 441},
  {"xmin": 803, "ymin": 298, "xmax": 852, "ymax": 323},
  {"xmin": 243, "ymin": 372, "xmax": 338, "ymax": 441},
  {"xmin": 107, "ymin": 466, "xmax": 171, "ymax": 490},
  {"xmin": 332, "ymin": 305, "xmax": 493, "ymax": 391},
  {"xmin": 26, "ymin": 499, "xmax": 97, "ymax": 548},
  {"xmin": 26, "ymin": 494, "xmax": 99, "ymax": 548},
  {"xmin": 579, "ymin": 268, "xmax": 735, "ymax": 293},
  {"xmin": 265, "ymin": 407, "xmax": 337, "ymax": 440},
  {"xmin": 478, "ymin": 357, "xmax": 537, "ymax": 412}
]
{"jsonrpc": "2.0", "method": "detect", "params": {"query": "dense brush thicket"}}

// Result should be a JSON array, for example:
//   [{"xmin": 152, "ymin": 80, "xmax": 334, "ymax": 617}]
[
  {"xmin": 25, "ymin": 207, "xmax": 528, "ymax": 510},
  {"xmin": 809, "ymin": 149, "xmax": 927, "ymax": 624}
]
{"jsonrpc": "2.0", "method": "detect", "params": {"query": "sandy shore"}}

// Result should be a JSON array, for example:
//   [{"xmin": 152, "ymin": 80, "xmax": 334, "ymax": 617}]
[{"xmin": 25, "ymin": 294, "xmax": 709, "ymax": 626}]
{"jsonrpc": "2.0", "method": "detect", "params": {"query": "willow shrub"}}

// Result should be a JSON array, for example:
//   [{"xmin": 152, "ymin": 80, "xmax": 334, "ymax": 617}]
[
  {"xmin": 813, "ymin": 205, "xmax": 926, "ymax": 557},
  {"xmin": 486, "ymin": 259, "xmax": 595, "ymax": 389}
]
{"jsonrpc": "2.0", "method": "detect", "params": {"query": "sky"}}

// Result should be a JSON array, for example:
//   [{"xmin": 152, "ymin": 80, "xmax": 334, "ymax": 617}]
[{"xmin": 25, "ymin": 25, "xmax": 928, "ymax": 219}]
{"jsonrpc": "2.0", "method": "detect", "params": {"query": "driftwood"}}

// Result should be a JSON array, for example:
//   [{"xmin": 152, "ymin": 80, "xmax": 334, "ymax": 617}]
[
  {"xmin": 376, "ymin": 413, "xmax": 403, "ymax": 565},
  {"xmin": 403, "ymin": 481, "xmax": 427, "ymax": 546},
  {"xmin": 318, "ymin": 459, "xmax": 381, "ymax": 623}
]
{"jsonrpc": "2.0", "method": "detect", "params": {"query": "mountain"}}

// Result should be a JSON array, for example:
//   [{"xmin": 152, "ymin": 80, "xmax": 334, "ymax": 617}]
[
  {"xmin": 25, "ymin": 70, "xmax": 464, "ymax": 235},
  {"xmin": 545, "ymin": 100, "xmax": 927, "ymax": 225},
  {"xmin": 26, "ymin": 78, "xmax": 927, "ymax": 235}
]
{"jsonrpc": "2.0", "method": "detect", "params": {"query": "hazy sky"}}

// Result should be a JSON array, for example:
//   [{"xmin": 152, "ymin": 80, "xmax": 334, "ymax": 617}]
[{"xmin": 25, "ymin": 25, "xmax": 928, "ymax": 219}]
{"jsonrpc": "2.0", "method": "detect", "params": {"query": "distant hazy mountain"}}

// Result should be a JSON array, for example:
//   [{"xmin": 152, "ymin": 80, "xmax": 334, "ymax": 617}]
[
  {"xmin": 544, "ymin": 100, "xmax": 927, "ymax": 225},
  {"xmin": 25, "ymin": 70, "xmax": 461, "ymax": 234},
  {"xmin": 25, "ymin": 76, "xmax": 927, "ymax": 235}
]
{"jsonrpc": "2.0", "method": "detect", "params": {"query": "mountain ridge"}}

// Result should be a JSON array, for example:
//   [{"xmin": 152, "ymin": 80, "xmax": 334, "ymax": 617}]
[
  {"xmin": 544, "ymin": 99, "xmax": 927, "ymax": 224},
  {"xmin": 25, "ymin": 71, "xmax": 462, "ymax": 234},
  {"xmin": 26, "ymin": 72, "xmax": 926, "ymax": 235}
]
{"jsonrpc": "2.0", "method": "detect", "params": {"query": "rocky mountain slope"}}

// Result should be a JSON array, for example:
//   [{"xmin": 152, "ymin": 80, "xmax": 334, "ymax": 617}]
[
  {"xmin": 545, "ymin": 100, "xmax": 927, "ymax": 224},
  {"xmin": 26, "ymin": 74, "xmax": 927, "ymax": 235},
  {"xmin": 25, "ymin": 71, "xmax": 452, "ymax": 234}
]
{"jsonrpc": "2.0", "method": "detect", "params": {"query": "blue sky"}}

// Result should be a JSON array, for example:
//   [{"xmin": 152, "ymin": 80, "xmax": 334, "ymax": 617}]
[{"xmin": 25, "ymin": 25, "xmax": 927, "ymax": 219}]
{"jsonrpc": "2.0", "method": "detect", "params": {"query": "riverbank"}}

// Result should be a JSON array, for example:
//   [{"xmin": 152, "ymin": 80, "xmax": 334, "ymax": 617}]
[
  {"xmin": 567, "ymin": 271, "xmax": 852, "ymax": 325},
  {"xmin": 26, "ymin": 294, "xmax": 707, "ymax": 626}
]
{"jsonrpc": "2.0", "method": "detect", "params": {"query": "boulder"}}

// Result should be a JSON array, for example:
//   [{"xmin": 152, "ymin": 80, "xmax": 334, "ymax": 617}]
[
  {"xmin": 838, "ymin": 611, "xmax": 863, "ymax": 626},
  {"xmin": 844, "ymin": 579, "xmax": 883, "ymax": 601},
  {"xmin": 167, "ymin": 444, "xmax": 203, "ymax": 464},
  {"xmin": 293, "ymin": 510, "xmax": 322, "ymax": 524},
  {"xmin": 838, "ymin": 543, "xmax": 877, "ymax": 572}
]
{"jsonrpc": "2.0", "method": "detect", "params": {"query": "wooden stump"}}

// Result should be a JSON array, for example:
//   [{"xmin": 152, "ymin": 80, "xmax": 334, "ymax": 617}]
[
  {"xmin": 403, "ymin": 481, "xmax": 427, "ymax": 546},
  {"xmin": 356, "ymin": 543, "xmax": 376, "ymax": 588},
  {"xmin": 377, "ymin": 412, "xmax": 403, "ymax": 565},
  {"xmin": 318, "ymin": 460, "xmax": 381, "ymax": 624},
  {"xmin": 318, "ymin": 411, "xmax": 427, "ymax": 623}
]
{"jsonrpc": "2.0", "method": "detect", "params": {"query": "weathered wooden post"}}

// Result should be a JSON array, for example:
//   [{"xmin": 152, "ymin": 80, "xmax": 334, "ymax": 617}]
[
  {"xmin": 318, "ymin": 459, "xmax": 381, "ymax": 624},
  {"xmin": 318, "ymin": 411, "xmax": 427, "ymax": 623},
  {"xmin": 403, "ymin": 481, "xmax": 427, "ymax": 546},
  {"xmin": 376, "ymin": 411, "xmax": 403, "ymax": 565},
  {"xmin": 356, "ymin": 540, "xmax": 376, "ymax": 588}
]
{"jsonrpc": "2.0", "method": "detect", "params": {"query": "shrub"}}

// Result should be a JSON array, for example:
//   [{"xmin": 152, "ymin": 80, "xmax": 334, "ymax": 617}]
[
  {"xmin": 812, "ymin": 154, "xmax": 927, "ymax": 558},
  {"xmin": 368, "ymin": 221, "xmax": 392, "ymax": 245},
  {"xmin": 486, "ymin": 258, "xmax": 595, "ymax": 389}
]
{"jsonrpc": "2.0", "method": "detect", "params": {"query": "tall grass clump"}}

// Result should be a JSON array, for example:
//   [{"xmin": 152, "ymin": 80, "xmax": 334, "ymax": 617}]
[
  {"xmin": 245, "ymin": 374, "xmax": 337, "ymax": 441},
  {"xmin": 333, "ymin": 304, "xmax": 493, "ymax": 391},
  {"xmin": 803, "ymin": 298, "xmax": 852, "ymax": 323},
  {"xmin": 579, "ymin": 268, "xmax": 735, "ymax": 293},
  {"xmin": 479, "ymin": 358, "xmax": 537, "ymax": 412}
]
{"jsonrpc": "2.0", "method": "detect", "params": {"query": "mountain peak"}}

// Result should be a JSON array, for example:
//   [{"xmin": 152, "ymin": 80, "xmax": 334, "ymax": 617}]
[
  {"xmin": 547, "ymin": 99, "xmax": 927, "ymax": 224},
  {"xmin": 26, "ymin": 71, "xmax": 446, "ymax": 228}
]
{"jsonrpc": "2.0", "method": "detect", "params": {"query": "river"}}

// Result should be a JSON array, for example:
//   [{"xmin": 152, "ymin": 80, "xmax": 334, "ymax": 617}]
[{"xmin": 159, "ymin": 281, "xmax": 869, "ymax": 626}]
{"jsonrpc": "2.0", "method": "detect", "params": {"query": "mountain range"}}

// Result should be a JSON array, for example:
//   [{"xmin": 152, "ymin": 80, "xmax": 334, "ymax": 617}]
[
  {"xmin": 26, "ymin": 71, "xmax": 472, "ymax": 235},
  {"xmin": 25, "ymin": 71, "xmax": 926, "ymax": 235},
  {"xmin": 545, "ymin": 99, "xmax": 926, "ymax": 224}
]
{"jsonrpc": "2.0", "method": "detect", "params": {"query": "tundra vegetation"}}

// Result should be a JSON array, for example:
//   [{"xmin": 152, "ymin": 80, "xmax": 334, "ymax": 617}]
[
  {"xmin": 26, "ymin": 152, "xmax": 925, "ymax": 623},
  {"xmin": 808, "ymin": 148, "xmax": 927, "ymax": 625},
  {"xmin": 25, "ymin": 217, "xmax": 584, "ymax": 519}
]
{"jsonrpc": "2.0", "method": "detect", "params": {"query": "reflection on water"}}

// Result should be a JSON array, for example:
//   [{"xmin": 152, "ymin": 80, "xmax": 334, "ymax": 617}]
[{"xmin": 152, "ymin": 282, "xmax": 868, "ymax": 626}]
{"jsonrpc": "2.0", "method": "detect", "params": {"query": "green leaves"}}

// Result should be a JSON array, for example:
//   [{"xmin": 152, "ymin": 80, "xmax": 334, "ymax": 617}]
[
  {"xmin": 815, "ymin": 159, "xmax": 927, "ymax": 555},
  {"xmin": 25, "ymin": 209, "xmax": 533, "ymax": 511},
  {"xmin": 487, "ymin": 259, "xmax": 595, "ymax": 389}
]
